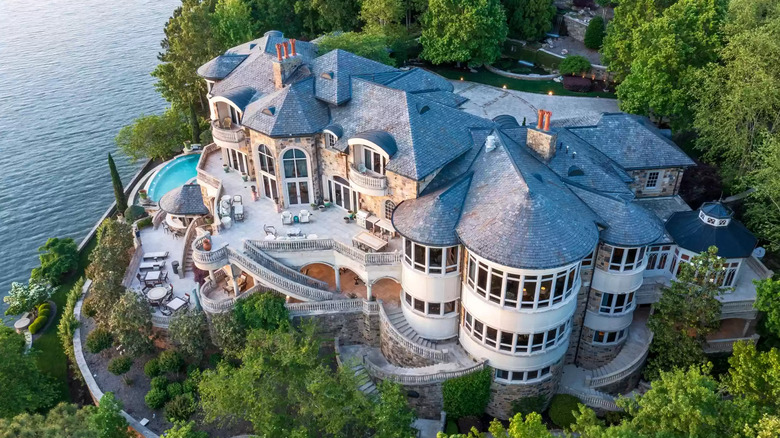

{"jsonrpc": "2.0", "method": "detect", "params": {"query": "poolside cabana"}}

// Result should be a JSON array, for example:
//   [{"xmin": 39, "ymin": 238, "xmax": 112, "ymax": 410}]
[{"xmin": 159, "ymin": 183, "xmax": 210, "ymax": 232}]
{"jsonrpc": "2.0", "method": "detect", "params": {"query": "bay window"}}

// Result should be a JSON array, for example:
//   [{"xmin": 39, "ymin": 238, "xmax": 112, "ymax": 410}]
[
  {"xmin": 494, "ymin": 365, "xmax": 553, "ymax": 384},
  {"xmin": 592, "ymin": 328, "xmax": 628, "ymax": 345},
  {"xmin": 404, "ymin": 239, "xmax": 461, "ymax": 275},
  {"xmin": 606, "ymin": 245, "xmax": 646, "ymax": 272},
  {"xmin": 462, "ymin": 310, "xmax": 569, "ymax": 355},
  {"xmin": 404, "ymin": 291, "xmax": 457, "ymax": 316},
  {"xmin": 599, "ymin": 292, "xmax": 635, "ymax": 314}
]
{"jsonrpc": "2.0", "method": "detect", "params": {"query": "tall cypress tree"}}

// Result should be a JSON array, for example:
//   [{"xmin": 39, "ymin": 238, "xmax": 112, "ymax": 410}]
[{"xmin": 108, "ymin": 153, "xmax": 128, "ymax": 213}]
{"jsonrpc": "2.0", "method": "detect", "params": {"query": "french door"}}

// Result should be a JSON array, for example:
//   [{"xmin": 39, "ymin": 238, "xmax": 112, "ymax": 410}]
[{"xmin": 329, "ymin": 177, "xmax": 357, "ymax": 210}]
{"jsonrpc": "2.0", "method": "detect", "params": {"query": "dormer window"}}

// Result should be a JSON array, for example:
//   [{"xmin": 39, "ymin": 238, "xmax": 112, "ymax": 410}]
[
  {"xmin": 325, "ymin": 132, "xmax": 337, "ymax": 148},
  {"xmin": 362, "ymin": 146, "xmax": 386, "ymax": 175},
  {"xmin": 645, "ymin": 171, "xmax": 660, "ymax": 190}
]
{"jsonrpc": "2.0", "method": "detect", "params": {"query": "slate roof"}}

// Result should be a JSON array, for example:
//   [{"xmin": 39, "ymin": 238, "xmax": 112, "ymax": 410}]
[
  {"xmin": 159, "ymin": 184, "xmax": 209, "ymax": 216},
  {"xmin": 379, "ymin": 68, "xmax": 454, "ymax": 93},
  {"xmin": 312, "ymin": 49, "xmax": 397, "ymax": 104},
  {"xmin": 212, "ymin": 86, "xmax": 261, "ymax": 112},
  {"xmin": 408, "ymin": 90, "xmax": 468, "ymax": 108},
  {"xmin": 241, "ymin": 78, "xmax": 329, "ymax": 137},
  {"xmin": 393, "ymin": 174, "xmax": 472, "ymax": 246},
  {"xmin": 666, "ymin": 205, "xmax": 757, "ymax": 258},
  {"xmin": 700, "ymin": 202, "xmax": 732, "ymax": 219},
  {"xmin": 197, "ymin": 54, "xmax": 249, "ymax": 80},
  {"xmin": 568, "ymin": 185, "xmax": 664, "ymax": 246},
  {"xmin": 351, "ymin": 130, "xmax": 398, "ymax": 156},
  {"xmin": 568, "ymin": 113, "xmax": 695, "ymax": 170}
]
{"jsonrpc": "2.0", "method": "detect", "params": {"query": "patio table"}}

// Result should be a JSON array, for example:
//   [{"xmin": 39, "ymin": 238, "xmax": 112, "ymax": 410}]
[
  {"xmin": 147, "ymin": 287, "xmax": 169, "ymax": 302},
  {"xmin": 166, "ymin": 297, "xmax": 187, "ymax": 312},
  {"xmin": 353, "ymin": 231, "xmax": 387, "ymax": 252},
  {"xmin": 143, "ymin": 270, "xmax": 162, "ymax": 282},
  {"xmin": 14, "ymin": 317, "xmax": 30, "ymax": 333},
  {"xmin": 139, "ymin": 261, "xmax": 165, "ymax": 271}
]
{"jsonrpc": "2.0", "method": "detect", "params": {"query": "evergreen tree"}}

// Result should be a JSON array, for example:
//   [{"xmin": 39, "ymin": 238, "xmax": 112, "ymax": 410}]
[
  {"xmin": 503, "ymin": 0, "xmax": 556, "ymax": 41},
  {"xmin": 107, "ymin": 153, "xmax": 127, "ymax": 214}
]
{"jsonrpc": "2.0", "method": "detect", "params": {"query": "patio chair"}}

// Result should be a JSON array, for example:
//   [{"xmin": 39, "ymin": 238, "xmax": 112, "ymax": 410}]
[
  {"xmin": 222, "ymin": 117, "xmax": 232, "ymax": 129},
  {"xmin": 183, "ymin": 293, "xmax": 191, "ymax": 304},
  {"xmin": 299, "ymin": 209, "xmax": 311, "ymax": 223},
  {"xmin": 264, "ymin": 224, "xmax": 277, "ymax": 237},
  {"xmin": 281, "ymin": 211, "xmax": 293, "ymax": 225},
  {"xmin": 233, "ymin": 195, "xmax": 242, "ymax": 204}
]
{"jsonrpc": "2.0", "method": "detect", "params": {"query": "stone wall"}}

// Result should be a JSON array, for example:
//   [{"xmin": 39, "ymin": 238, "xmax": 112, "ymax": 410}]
[
  {"xmin": 597, "ymin": 363, "xmax": 644, "ymax": 395},
  {"xmin": 576, "ymin": 326, "xmax": 625, "ymax": 370},
  {"xmin": 380, "ymin": 324, "xmax": 435, "ymax": 367},
  {"xmin": 292, "ymin": 310, "xmax": 380, "ymax": 348},
  {"xmin": 563, "ymin": 15, "xmax": 588, "ymax": 42},
  {"xmin": 485, "ymin": 362, "xmax": 563, "ymax": 420},
  {"xmin": 248, "ymin": 131, "xmax": 321, "ymax": 206},
  {"xmin": 565, "ymin": 283, "xmax": 590, "ymax": 364},
  {"xmin": 403, "ymin": 383, "xmax": 444, "ymax": 419},
  {"xmin": 629, "ymin": 168, "xmax": 684, "ymax": 198}
]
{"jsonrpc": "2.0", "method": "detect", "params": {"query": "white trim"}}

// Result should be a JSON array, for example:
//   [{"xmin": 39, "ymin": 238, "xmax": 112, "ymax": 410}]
[{"xmin": 281, "ymin": 147, "xmax": 313, "ymax": 206}]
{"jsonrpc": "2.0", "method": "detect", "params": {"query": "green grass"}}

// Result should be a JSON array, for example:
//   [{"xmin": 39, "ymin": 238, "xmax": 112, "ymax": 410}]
[
  {"xmin": 32, "ymin": 238, "xmax": 97, "ymax": 404},
  {"xmin": 429, "ymin": 65, "xmax": 616, "ymax": 98}
]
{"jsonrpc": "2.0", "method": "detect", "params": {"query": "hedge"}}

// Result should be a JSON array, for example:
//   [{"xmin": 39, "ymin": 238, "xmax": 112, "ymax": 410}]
[
  {"xmin": 108, "ymin": 356, "xmax": 133, "ymax": 376},
  {"xmin": 29, "ymin": 315, "xmax": 48, "ymax": 334},
  {"xmin": 442, "ymin": 367, "xmax": 492, "ymax": 419},
  {"xmin": 584, "ymin": 16, "xmax": 605, "ymax": 50},
  {"xmin": 158, "ymin": 350, "xmax": 184, "ymax": 374},
  {"xmin": 136, "ymin": 217, "xmax": 153, "ymax": 229},
  {"xmin": 38, "ymin": 308, "xmax": 51, "ymax": 319},
  {"xmin": 57, "ymin": 278, "xmax": 85, "ymax": 376},
  {"xmin": 144, "ymin": 358, "xmax": 162, "ymax": 378},
  {"xmin": 511, "ymin": 394, "xmax": 547, "ymax": 417},
  {"xmin": 145, "ymin": 387, "xmax": 168, "ymax": 410},
  {"xmin": 85, "ymin": 328, "xmax": 113, "ymax": 354},
  {"xmin": 151, "ymin": 376, "xmax": 169, "ymax": 392},
  {"xmin": 548, "ymin": 394, "xmax": 581, "ymax": 429},
  {"xmin": 38, "ymin": 302, "xmax": 51, "ymax": 312}
]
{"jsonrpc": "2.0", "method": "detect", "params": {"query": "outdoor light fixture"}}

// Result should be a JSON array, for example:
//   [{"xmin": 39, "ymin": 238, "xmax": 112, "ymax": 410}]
[{"xmin": 548, "ymin": 91, "xmax": 553, "ymax": 96}]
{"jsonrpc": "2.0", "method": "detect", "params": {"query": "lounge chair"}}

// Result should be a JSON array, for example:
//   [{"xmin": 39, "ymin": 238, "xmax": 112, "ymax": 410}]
[
  {"xmin": 233, "ymin": 195, "xmax": 242, "ymax": 204},
  {"xmin": 281, "ymin": 211, "xmax": 293, "ymax": 225},
  {"xmin": 264, "ymin": 224, "xmax": 277, "ymax": 237},
  {"xmin": 300, "ymin": 209, "xmax": 311, "ymax": 223}
]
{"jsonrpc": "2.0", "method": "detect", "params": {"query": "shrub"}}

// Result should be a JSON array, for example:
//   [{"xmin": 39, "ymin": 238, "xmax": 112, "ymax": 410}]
[
  {"xmin": 31, "ymin": 237, "xmax": 79, "ymax": 285},
  {"xmin": 125, "ymin": 205, "xmax": 147, "ymax": 223},
  {"xmin": 563, "ymin": 76, "xmax": 593, "ymax": 92},
  {"xmin": 38, "ymin": 309, "xmax": 51, "ymax": 319},
  {"xmin": 108, "ymin": 357, "xmax": 133, "ymax": 376},
  {"xmin": 183, "ymin": 377, "xmax": 198, "ymax": 394},
  {"xmin": 164, "ymin": 393, "xmax": 197, "ymax": 422},
  {"xmin": 584, "ymin": 16, "xmax": 605, "ymax": 50},
  {"xmin": 511, "ymin": 394, "xmax": 547, "ymax": 417},
  {"xmin": 559, "ymin": 55, "xmax": 592, "ymax": 76},
  {"xmin": 158, "ymin": 350, "xmax": 184, "ymax": 373},
  {"xmin": 58, "ymin": 278, "xmax": 85, "ymax": 374},
  {"xmin": 85, "ymin": 328, "xmax": 113, "ymax": 354},
  {"xmin": 82, "ymin": 297, "xmax": 98, "ymax": 318},
  {"xmin": 167, "ymin": 382, "xmax": 184, "ymax": 398},
  {"xmin": 28, "ymin": 315, "xmax": 48, "ymax": 334},
  {"xmin": 38, "ymin": 302, "xmax": 51, "ymax": 311},
  {"xmin": 209, "ymin": 353, "xmax": 223, "ymax": 368},
  {"xmin": 144, "ymin": 358, "xmax": 162, "ymax": 378},
  {"xmin": 548, "ymin": 394, "xmax": 581, "ymax": 429},
  {"xmin": 442, "ymin": 367, "xmax": 492, "ymax": 419},
  {"xmin": 145, "ymin": 387, "xmax": 168, "ymax": 410},
  {"xmin": 151, "ymin": 376, "xmax": 169, "ymax": 392},
  {"xmin": 234, "ymin": 293, "xmax": 289, "ymax": 332},
  {"xmin": 136, "ymin": 217, "xmax": 153, "ymax": 229}
]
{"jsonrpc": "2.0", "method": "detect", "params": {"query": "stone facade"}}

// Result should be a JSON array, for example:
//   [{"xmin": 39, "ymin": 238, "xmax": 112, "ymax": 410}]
[
  {"xmin": 629, "ymin": 168, "xmax": 684, "ymax": 198},
  {"xmin": 576, "ymin": 326, "xmax": 625, "ymax": 370},
  {"xmin": 380, "ymin": 324, "xmax": 435, "ymax": 367},
  {"xmin": 485, "ymin": 361, "xmax": 563, "ymax": 420},
  {"xmin": 402, "ymin": 383, "xmax": 443, "ymax": 419},
  {"xmin": 292, "ymin": 310, "xmax": 380, "ymax": 348},
  {"xmin": 526, "ymin": 128, "xmax": 557, "ymax": 161},
  {"xmin": 565, "ymin": 283, "xmax": 589, "ymax": 364},
  {"xmin": 597, "ymin": 363, "xmax": 644, "ymax": 395}
]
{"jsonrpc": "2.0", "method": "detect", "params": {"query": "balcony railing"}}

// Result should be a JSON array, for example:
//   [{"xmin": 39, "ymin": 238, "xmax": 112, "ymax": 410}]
[
  {"xmin": 362, "ymin": 354, "xmax": 487, "ymax": 385},
  {"xmin": 349, "ymin": 164, "xmax": 387, "ymax": 192},
  {"xmin": 247, "ymin": 238, "xmax": 402, "ymax": 267},
  {"xmin": 704, "ymin": 334, "xmax": 760, "ymax": 353},
  {"xmin": 211, "ymin": 120, "xmax": 246, "ymax": 146}
]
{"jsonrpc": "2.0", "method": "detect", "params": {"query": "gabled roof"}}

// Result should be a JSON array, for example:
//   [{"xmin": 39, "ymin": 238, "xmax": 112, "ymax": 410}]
[
  {"xmin": 159, "ymin": 184, "xmax": 209, "ymax": 216},
  {"xmin": 393, "ymin": 173, "xmax": 472, "ymax": 246},
  {"xmin": 197, "ymin": 54, "xmax": 249, "ymax": 80},
  {"xmin": 568, "ymin": 113, "xmax": 695, "ymax": 170},
  {"xmin": 241, "ymin": 78, "xmax": 329, "ymax": 137},
  {"xmin": 312, "ymin": 49, "xmax": 397, "ymax": 104}
]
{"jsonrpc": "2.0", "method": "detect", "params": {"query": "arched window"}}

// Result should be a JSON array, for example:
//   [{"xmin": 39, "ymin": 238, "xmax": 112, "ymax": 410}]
[
  {"xmin": 282, "ymin": 148, "xmax": 310, "ymax": 205},
  {"xmin": 258, "ymin": 144, "xmax": 275, "ymax": 175},
  {"xmin": 385, "ymin": 200, "xmax": 395, "ymax": 220},
  {"xmin": 283, "ymin": 149, "xmax": 308, "ymax": 178}
]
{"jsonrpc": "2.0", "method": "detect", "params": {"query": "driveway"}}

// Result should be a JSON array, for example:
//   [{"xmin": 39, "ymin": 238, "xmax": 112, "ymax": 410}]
[{"xmin": 451, "ymin": 80, "xmax": 620, "ymax": 127}]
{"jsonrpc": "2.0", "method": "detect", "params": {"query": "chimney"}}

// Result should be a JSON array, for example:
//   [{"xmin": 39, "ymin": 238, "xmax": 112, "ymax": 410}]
[
  {"xmin": 275, "ymin": 43, "xmax": 282, "ymax": 61},
  {"xmin": 290, "ymin": 39, "xmax": 297, "ymax": 56},
  {"xmin": 283, "ymin": 41, "xmax": 289, "ymax": 59},
  {"xmin": 272, "ymin": 39, "xmax": 303, "ymax": 89},
  {"xmin": 526, "ymin": 110, "xmax": 557, "ymax": 161}
]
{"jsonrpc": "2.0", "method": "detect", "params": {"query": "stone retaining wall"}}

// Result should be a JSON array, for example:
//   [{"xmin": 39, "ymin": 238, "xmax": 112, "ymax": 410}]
[
  {"xmin": 292, "ymin": 310, "xmax": 380, "ymax": 347},
  {"xmin": 380, "ymin": 324, "xmax": 435, "ymax": 367},
  {"xmin": 598, "ymin": 363, "xmax": 644, "ymax": 395},
  {"xmin": 576, "ymin": 326, "xmax": 625, "ymax": 370},
  {"xmin": 403, "ymin": 383, "xmax": 444, "ymax": 419},
  {"xmin": 485, "ymin": 361, "xmax": 563, "ymax": 420}
]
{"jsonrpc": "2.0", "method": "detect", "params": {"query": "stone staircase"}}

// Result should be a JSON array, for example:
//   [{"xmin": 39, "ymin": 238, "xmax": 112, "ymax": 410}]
[
  {"xmin": 384, "ymin": 307, "xmax": 439, "ymax": 350},
  {"xmin": 243, "ymin": 242, "xmax": 331, "ymax": 291},
  {"xmin": 350, "ymin": 362, "xmax": 379, "ymax": 397}
]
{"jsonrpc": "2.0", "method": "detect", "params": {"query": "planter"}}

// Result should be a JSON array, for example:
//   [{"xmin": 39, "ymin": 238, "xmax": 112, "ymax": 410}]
[
  {"xmin": 343, "ymin": 217, "xmax": 351, "ymax": 224},
  {"xmin": 241, "ymin": 173, "xmax": 248, "ymax": 182},
  {"xmin": 139, "ymin": 189, "xmax": 148, "ymax": 200},
  {"xmin": 318, "ymin": 205, "xmax": 325, "ymax": 212},
  {"xmin": 202, "ymin": 238, "xmax": 212, "ymax": 251},
  {"xmin": 223, "ymin": 164, "xmax": 229, "ymax": 173}
]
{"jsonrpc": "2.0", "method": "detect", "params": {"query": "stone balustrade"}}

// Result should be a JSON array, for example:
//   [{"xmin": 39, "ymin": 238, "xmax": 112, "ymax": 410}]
[
  {"xmin": 211, "ymin": 121, "xmax": 247, "ymax": 147},
  {"xmin": 191, "ymin": 236, "xmax": 229, "ymax": 270},
  {"xmin": 196, "ymin": 143, "xmax": 221, "ymax": 190},
  {"xmin": 248, "ymin": 238, "xmax": 402, "ymax": 267},
  {"xmin": 362, "ymin": 355, "xmax": 486, "ymax": 385},
  {"xmin": 349, "ymin": 164, "xmax": 387, "ymax": 195},
  {"xmin": 286, "ymin": 298, "xmax": 365, "ymax": 316},
  {"xmin": 704, "ymin": 334, "xmax": 760, "ymax": 354}
]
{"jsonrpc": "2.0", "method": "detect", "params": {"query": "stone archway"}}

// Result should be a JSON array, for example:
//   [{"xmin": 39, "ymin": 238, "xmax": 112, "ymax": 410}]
[
  {"xmin": 369, "ymin": 277, "xmax": 402, "ymax": 307},
  {"xmin": 300, "ymin": 263, "xmax": 338, "ymax": 292}
]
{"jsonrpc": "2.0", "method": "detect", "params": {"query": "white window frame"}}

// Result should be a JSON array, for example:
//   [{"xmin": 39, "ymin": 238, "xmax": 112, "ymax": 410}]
[
  {"xmin": 646, "ymin": 245, "xmax": 672, "ymax": 272},
  {"xmin": 494, "ymin": 364, "xmax": 554, "ymax": 384},
  {"xmin": 599, "ymin": 292, "xmax": 635, "ymax": 314},
  {"xmin": 607, "ymin": 245, "xmax": 646, "ymax": 272},
  {"xmin": 403, "ymin": 238, "xmax": 460, "ymax": 276},
  {"xmin": 645, "ymin": 171, "xmax": 661, "ymax": 190},
  {"xmin": 324, "ymin": 132, "xmax": 337, "ymax": 149},
  {"xmin": 361, "ymin": 145, "xmax": 386, "ymax": 175},
  {"xmin": 463, "ymin": 311, "xmax": 569, "ymax": 355},
  {"xmin": 592, "ymin": 328, "xmax": 628, "ymax": 345},
  {"xmin": 404, "ymin": 291, "xmax": 457, "ymax": 316}
]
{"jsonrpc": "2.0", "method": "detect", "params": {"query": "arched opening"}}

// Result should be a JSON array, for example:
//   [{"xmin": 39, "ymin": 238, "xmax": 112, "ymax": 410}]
[
  {"xmin": 337, "ymin": 266, "xmax": 367, "ymax": 298},
  {"xmin": 370, "ymin": 277, "xmax": 402, "ymax": 307},
  {"xmin": 300, "ymin": 263, "xmax": 338, "ymax": 292},
  {"xmin": 257, "ymin": 144, "xmax": 278, "ymax": 201},
  {"xmin": 384, "ymin": 200, "xmax": 395, "ymax": 220},
  {"xmin": 282, "ymin": 148, "xmax": 311, "ymax": 206}
]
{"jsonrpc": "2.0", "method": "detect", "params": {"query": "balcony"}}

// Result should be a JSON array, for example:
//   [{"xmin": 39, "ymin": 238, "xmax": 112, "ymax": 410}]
[
  {"xmin": 349, "ymin": 164, "xmax": 388, "ymax": 196},
  {"xmin": 211, "ymin": 120, "xmax": 247, "ymax": 149}
]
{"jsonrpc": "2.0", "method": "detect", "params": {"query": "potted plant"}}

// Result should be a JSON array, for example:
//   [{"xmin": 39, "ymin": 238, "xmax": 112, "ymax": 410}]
[
  {"xmin": 183, "ymin": 140, "xmax": 192, "ymax": 153},
  {"xmin": 324, "ymin": 201, "xmax": 332, "ymax": 207},
  {"xmin": 318, "ymin": 204, "xmax": 325, "ymax": 212},
  {"xmin": 343, "ymin": 216, "xmax": 351, "ymax": 224},
  {"xmin": 241, "ymin": 172, "xmax": 248, "ymax": 182},
  {"xmin": 139, "ymin": 189, "xmax": 148, "ymax": 200},
  {"xmin": 223, "ymin": 164, "xmax": 229, "ymax": 173},
  {"xmin": 202, "ymin": 237, "xmax": 212, "ymax": 251}
]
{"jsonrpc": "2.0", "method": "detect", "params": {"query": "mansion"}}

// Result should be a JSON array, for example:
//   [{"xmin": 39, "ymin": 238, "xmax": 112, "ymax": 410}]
[{"xmin": 139, "ymin": 31, "xmax": 770, "ymax": 419}]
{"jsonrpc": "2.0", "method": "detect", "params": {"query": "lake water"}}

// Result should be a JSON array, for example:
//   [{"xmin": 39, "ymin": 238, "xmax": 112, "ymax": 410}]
[{"xmin": 0, "ymin": 0, "xmax": 180, "ymax": 308}]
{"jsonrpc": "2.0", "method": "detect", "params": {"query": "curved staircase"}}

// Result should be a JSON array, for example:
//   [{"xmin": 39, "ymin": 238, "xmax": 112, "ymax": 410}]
[{"xmin": 383, "ymin": 307, "xmax": 439, "ymax": 350}]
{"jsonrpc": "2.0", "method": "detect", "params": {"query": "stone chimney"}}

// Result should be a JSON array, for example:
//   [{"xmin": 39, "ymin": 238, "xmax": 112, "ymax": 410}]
[
  {"xmin": 526, "ymin": 109, "xmax": 557, "ymax": 161},
  {"xmin": 272, "ymin": 39, "xmax": 303, "ymax": 89}
]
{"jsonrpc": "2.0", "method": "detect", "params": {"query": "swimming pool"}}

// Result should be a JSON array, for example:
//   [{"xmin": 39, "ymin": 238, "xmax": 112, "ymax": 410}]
[{"xmin": 147, "ymin": 153, "xmax": 201, "ymax": 202}]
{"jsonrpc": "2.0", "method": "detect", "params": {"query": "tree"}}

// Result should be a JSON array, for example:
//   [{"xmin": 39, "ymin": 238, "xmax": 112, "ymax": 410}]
[
  {"xmin": 559, "ymin": 55, "xmax": 592, "ymax": 76},
  {"xmin": 4, "ymin": 279, "xmax": 55, "ymax": 315},
  {"xmin": 616, "ymin": 0, "xmax": 727, "ymax": 130},
  {"xmin": 108, "ymin": 291, "xmax": 152, "ymax": 357},
  {"xmin": 601, "ymin": 0, "xmax": 677, "ymax": 81},
  {"xmin": 317, "ymin": 32, "xmax": 396, "ymax": 66},
  {"xmin": 754, "ymin": 278, "xmax": 780, "ymax": 337},
  {"xmin": 371, "ymin": 381, "xmax": 417, "ymax": 438},
  {"xmin": 0, "ymin": 326, "xmax": 57, "ymax": 418},
  {"xmin": 584, "ymin": 16, "xmax": 605, "ymax": 49},
  {"xmin": 209, "ymin": 309, "xmax": 246, "ymax": 359},
  {"xmin": 164, "ymin": 421, "xmax": 209, "ymax": 438},
  {"xmin": 503, "ymin": 0, "xmax": 556, "ymax": 41},
  {"xmin": 212, "ymin": 0, "xmax": 257, "ymax": 49},
  {"xmin": 0, "ymin": 403, "xmax": 93, "ymax": 438},
  {"xmin": 421, "ymin": 0, "xmax": 507, "ymax": 66},
  {"xmin": 234, "ymin": 292, "xmax": 290, "ymax": 332},
  {"xmin": 31, "ymin": 237, "xmax": 79, "ymax": 285},
  {"xmin": 107, "ymin": 153, "xmax": 127, "ymax": 214},
  {"xmin": 169, "ymin": 309, "xmax": 209, "ymax": 362},
  {"xmin": 296, "ymin": 0, "xmax": 361, "ymax": 36},
  {"xmin": 86, "ymin": 220, "xmax": 133, "ymax": 324},
  {"xmin": 114, "ymin": 109, "xmax": 190, "ymax": 161},
  {"xmin": 438, "ymin": 412, "xmax": 553, "ymax": 438},
  {"xmin": 90, "ymin": 393, "xmax": 132, "ymax": 438},
  {"xmin": 723, "ymin": 341, "xmax": 780, "ymax": 411},
  {"xmin": 360, "ymin": 0, "xmax": 405, "ymax": 31},
  {"xmin": 645, "ymin": 246, "xmax": 723, "ymax": 380},
  {"xmin": 247, "ymin": 0, "xmax": 305, "ymax": 38}
]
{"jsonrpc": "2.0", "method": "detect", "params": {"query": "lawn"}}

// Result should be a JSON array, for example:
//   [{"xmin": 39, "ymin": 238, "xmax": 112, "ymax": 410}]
[
  {"xmin": 33, "ymin": 237, "xmax": 97, "ymax": 404},
  {"xmin": 428, "ymin": 65, "xmax": 616, "ymax": 99}
]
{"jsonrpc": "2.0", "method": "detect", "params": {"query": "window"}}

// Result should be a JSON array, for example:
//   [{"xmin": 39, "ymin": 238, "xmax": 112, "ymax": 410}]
[
  {"xmin": 282, "ymin": 149, "xmax": 307, "ymax": 178},
  {"xmin": 405, "ymin": 292, "xmax": 456, "ymax": 316},
  {"xmin": 258, "ymin": 145, "xmax": 275, "ymax": 174},
  {"xmin": 646, "ymin": 245, "xmax": 672, "ymax": 271},
  {"xmin": 599, "ymin": 292, "xmax": 635, "ymax": 314},
  {"xmin": 494, "ymin": 365, "xmax": 554, "ymax": 384},
  {"xmin": 362, "ymin": 146, "xmax": 386, "ymax": 175},
  {"xmin": 607, "ymin": 245, "xmax": 646, "ymax": 272},
  {"xmin": 645, "ymin": 171, "xmax": 660, "ymax": 189},
  {"xmin": 582, "ymin": 250, "xmax": 595, "ymax": 268},
  {"xmin": 403, "ymin": 239, "xmax": 461, "ymax": 275},
  {"xmin": 462, "ymin": 311, "xmax": 569, "ymax": 355},
  {"xmin": 325, "ymin": 133, "xmax": 337, "ymax": 148},
  {"xmin": 414, "ymin": 298, "xmax": 425, "ymax": 312},
  {"xmin": 385, "ymin": 200, "xmax": 395, "ymax": 220},
  {"xmin": 593, "ymin": 328, "xmax": 628, "ymax": 345},
  {"xmin": 428, "ymin": 302, "xmax": 441, "ymax": 315}
]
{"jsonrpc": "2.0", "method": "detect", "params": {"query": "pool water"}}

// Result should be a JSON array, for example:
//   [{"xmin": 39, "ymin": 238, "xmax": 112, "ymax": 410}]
[{"xmin": 147, "ymin": 154, "xmax": 201, "ymax": 201}]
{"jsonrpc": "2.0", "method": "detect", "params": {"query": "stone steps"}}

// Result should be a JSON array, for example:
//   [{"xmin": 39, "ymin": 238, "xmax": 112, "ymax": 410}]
[
  {"xmin": 350, "ymin": 363, "xmax": 378, "ymax": 397},
  {"xmin": 385, "ymin": 308, "xmax": 439, "ymax": 350},
  {"xmin": 590, "ymin": 323, "xmax": 651, "ymax": 380}
]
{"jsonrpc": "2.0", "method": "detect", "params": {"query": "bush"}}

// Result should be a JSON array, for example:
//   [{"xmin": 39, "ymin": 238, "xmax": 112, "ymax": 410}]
[
  {"xmin": 58, "ymin": 278, "xmax": 85, "ymax": 373},
  {"xmin": 209, "ymin": 353, "xmax": 223, "ymax": 368},
  {"xmin": 85, "ymin": 328, "xmax": 113, "ymax": 354},
  {"xmin": 584, "ymin": 16, "xmax": 605, "ymax": 50},
  {"xmin": 151, "ymin": 376, "xmax": 169, "ymax": 392},
  {"xmin": 125, "ymin": 205, "xmax": 147, "ymax": 223},
  {"xmin": 144, "ymin": 358, "xmax": 162, "ymax": 378},
  {"xmin": 145, "ymin": 387, "xmax": 168, "ymax": 410},
  {"xmin": 164, "ymin": 393, "xmax": 197, "ymax": 422},
  {"xmin": 563, "ymin": 76, "xmax": 593, "ymax": 92},
  {"xmin": 442, "ymin": 367, "xmax": 492, "ymax": 419},
  {"xmin": 183, "ymin": 377, "xmax": 198, "ymax": 394},
  {"xmin": 167, "ymin": 382, "xmax": 184, "ymax": 398},
  {"xmin": 136, "ymin": 217, "xmax": 153, "ymax": 229},
  {"xmin": 28, "ymin": 315, "xmax": 48, "ymax": 334},
  {"xmin": 559, "ymin": 55, "xmax": 592, "ymax": 76},
  {"xmin": 108, "ymin": 357, "xmax": 133, "ymax": 376},
  {"xmin": 548, "ymin": 394, "xmax": 581, "ymax": 429},
  {"xmin": 38, "ymin": 308, "xmax": 51, "ymax": 319},
  {"xmin": 82, "ymin": 297, "xmax": 98, "ymax": 318},
  {"xmin": 38, "ymin": 302, "xmax": 51, "ymax": 312},
  {"xmin": 158, "ymin": 350, "xmax": 184, "ymax": 373},
  {"xmin": 511, "ymin": 394, "xmax": 547, "ymax": 417}
]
